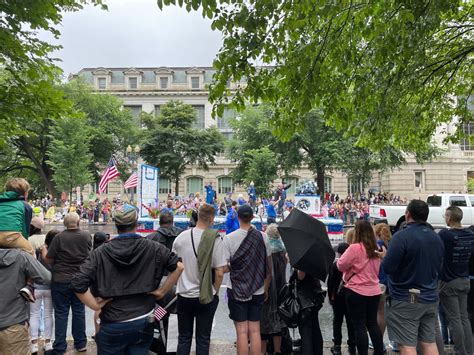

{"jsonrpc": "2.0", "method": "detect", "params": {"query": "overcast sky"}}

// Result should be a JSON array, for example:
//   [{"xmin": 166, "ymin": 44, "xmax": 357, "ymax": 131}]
[{"xmin": 40, "ymin": 0, "xmax": 222, "ymax": 76}]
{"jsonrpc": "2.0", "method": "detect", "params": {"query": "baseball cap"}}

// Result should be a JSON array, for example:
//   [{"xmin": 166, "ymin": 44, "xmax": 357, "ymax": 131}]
[
  {"xmin": 237, "ymin": 204, "xmax": 254, "ymax": 219},
  {"xmin": 114, "ymin": 204, "xmax": 138, "ymax": 226},
  {"xmin": 30, "ymin": 216, "xmax": 44, "ymax": 230}
]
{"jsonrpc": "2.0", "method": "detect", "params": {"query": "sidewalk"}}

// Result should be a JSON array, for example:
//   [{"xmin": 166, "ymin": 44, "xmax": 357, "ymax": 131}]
[{"xmin": 37, "ymin": 339, "xmax": 456, "ymax": 354}]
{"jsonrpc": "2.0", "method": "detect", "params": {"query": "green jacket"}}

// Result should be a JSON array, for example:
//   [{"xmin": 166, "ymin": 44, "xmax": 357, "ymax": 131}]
[
  {"xmin": 197, "ymin": 229, "xmax": 219, "ymax": 304},
  {"xmin": 0, "ymin": 191, "xmax": 30, "ymax": 239}
]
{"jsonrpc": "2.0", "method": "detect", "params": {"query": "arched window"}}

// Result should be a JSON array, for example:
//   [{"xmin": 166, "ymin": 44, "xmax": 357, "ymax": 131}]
[
  {"xmin": 159, "ymin": 177, "xmax": 171, "ymax": 194},
  {"xmin": 324, "ymin": 176, "xmax": 333, "ymax": 193},
  {"xmin": 218, "ymin": 176, "xmax": 234, "ymax": 194},
  {"xmin": 186, "ymin": 176, "xmax": 203, "ymax": 196}
]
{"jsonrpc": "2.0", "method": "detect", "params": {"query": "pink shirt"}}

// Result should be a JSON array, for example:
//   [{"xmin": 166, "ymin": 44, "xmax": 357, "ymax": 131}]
[{"xmin": 337, "ymin": 243, "xmax": 381, "ymax": 296}]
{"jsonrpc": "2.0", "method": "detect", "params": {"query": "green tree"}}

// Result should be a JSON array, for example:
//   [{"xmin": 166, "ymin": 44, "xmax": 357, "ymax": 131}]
[
  {"xmin": 0, "ymin": 1, "xmax": 106, "ymax": 140},
  {"xmin": 158, "ymin": 0, "xmax": 473, "ymax": 155},
  {"xmin": 47, "ymin": 116, "xmax": 93, "ymax": 199},
  {"xmin": 241, "ymin": 147, "xmax": 278, "ymax": 197},
  {"xmin": 140, "ymin": 101, "xmax": 224, "ymax": 195},
  {"xmin": 0, "ymin": 81, "xmax": 139, "ymax": 195},
  {"xmin": 230, "ymin": 106, "xmax": 407, "ymax": 194}
]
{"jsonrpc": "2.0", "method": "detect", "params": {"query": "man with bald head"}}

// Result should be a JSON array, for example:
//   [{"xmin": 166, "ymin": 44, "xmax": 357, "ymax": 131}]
[{"xmin": 42, "ymin": 212, "xmax": 92, "ymax": 354}]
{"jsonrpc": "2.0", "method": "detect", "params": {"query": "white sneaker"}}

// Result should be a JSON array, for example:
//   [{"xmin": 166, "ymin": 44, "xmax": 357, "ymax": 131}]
[
  {"xmin": 44, "ymin": 341, "xmax": 53, "ymax": 351},
  {"xmin": 31, "ymin": 343, "xmax": 38, "ymax": 354}
]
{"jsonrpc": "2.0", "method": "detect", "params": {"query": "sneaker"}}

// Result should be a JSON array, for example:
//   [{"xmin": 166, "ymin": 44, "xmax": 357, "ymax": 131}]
[
  {"xmin": 20, "ymin": 284, "xmax": 35, "ymax": 302},
  {"xmin": 44, "ymin": 341, "xmax": 53, "ymax": 351},
  {"xmin": 389, "ymin": 341, "xmax": 399, "ymax": 353},
  {"xmin": 330, "ymin": 345, "xmax": 342, "ymax": 355},
  {"xmin": 31, "ymin": 343, "xmax": 38, "ymax": 354}
]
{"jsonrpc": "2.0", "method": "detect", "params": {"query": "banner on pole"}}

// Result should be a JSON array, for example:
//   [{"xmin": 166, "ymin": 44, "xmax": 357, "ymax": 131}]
[{"xmin": 137, "ymin": 164, "xmax": 160, "ymax": 218}]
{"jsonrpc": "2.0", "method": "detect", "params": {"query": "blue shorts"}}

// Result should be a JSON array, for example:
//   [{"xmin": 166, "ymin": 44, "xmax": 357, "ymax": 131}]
[{"xmin": 227, "ymin": 289, "xmax": 265, "ymax": 322}]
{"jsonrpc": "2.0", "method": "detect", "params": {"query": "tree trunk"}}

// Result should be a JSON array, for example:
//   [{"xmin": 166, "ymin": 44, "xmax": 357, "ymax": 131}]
[
  {"xmin": 174, "ymin": 177, "xmax": 180, "ymax": 197},
  {"xmin": 316, "ymin": 166, "xmax": 325, "ymax": 198}
]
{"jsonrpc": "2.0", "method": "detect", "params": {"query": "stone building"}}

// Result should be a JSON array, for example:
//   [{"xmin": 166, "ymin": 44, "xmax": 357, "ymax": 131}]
[{"xmin": 72, "ymin": 66, "xmax": 474, "ymax": 202}]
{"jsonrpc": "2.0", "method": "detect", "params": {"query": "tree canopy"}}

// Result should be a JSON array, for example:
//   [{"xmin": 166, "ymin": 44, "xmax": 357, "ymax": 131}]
[
  {"xmin": 0, "ymin": 1, "xmax": 106, "ymax": 140},
  {"xmin": 158, "ymin": 0, "xmax": 473, "ymax": 155},
  {"xmin": 229, "ymin": 105, "xmax": 406, "ymax": 194},
  {"xmin": 140, "ymin": 101, "xmax": 224, "ymax": 196}
]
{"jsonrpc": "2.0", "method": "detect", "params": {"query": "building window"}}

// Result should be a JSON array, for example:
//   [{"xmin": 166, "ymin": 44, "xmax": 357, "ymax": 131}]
[
  {"xmin": 217, "ymin": 107, "xmax": 235, "ymax": 130},
  {"xmin": 159, "ymin": 177, "xmax": 171, "ymax": 194},
  {"xmin": 324, "ymin": 176, "xmax": 333, "ymax": 193},
  {"xmin": 218, "ymin": 176, "xmax": 234, "ymax": 194},
  {"xmin": 187, "ymin": 176, "xmax": 203, "ymax": 196},
  {"xmin": 191, "ymin": 76, "xmax": 200, "ymax": 89},
  {"xmin": 154, "ymin": 105, "xmax": 161, "ymax": 117},
  {"xmin": 461, "ymin": 122, "xmax": 474, "ymax": 150},
  {"xmin": 348, "ymin": 177, "xmax": 364, "ymax": 195},
  {"xmin": 124, "ymin": 105, "xmax": 142, "ymax": 118},
  {"xmin": 159, "ymin": 77, "xmax": 169, "ymax": 89},
  {"xmin": 221, "ymin": 131, "xmax": 234, "ymax": 140},
  {"xmin": 98, "ymin": 77, "xmax": 106, "ymax": 90},
  {"xmin": 282, "ymin": 177, "xmax": 298, "ymax": 194},
  {"xmin": 128, "ymin": 77, "xmax": 138, "ymax": 90},
  {"xmin": 414, "ymin": 171, "xmax": 424, "ymax": 189},
  {"xmin": 192, "ymin": 105, "xmax": 205, "ymax": 129}
]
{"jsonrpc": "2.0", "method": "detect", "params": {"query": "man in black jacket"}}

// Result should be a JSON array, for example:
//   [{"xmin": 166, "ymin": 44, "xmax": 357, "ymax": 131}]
[
  {"xmin": 146, "ymin": 212, "xmax": 183, "ymax": 250},
  {"xmin": 71, "ymin": 204, "xmax": 183, "ymax": 355}
]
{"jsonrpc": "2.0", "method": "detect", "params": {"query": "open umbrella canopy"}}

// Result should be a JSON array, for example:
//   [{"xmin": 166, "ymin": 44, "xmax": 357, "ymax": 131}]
[{"xmin": 278, "ymin": 208, "xmax": 335, "ymax": 281}]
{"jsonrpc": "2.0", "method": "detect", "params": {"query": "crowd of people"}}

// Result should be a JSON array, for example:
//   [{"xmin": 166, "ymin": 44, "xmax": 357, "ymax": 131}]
[{"xmin": 2, "ymin": 177, "xmax": 474, "ymax": 355}]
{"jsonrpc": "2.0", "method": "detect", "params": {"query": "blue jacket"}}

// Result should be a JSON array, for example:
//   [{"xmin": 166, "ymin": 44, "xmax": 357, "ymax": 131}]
[
  {"xmin": 225, "ymin": 209, "xmax": 240, "ymax": 234},
  {"xmin": 382, "ymin": 222, "xmax": 444, "ymax": 304},
  {"xmin": 205, "ymin": 185, "xmax": 215, "ymax": 205}
]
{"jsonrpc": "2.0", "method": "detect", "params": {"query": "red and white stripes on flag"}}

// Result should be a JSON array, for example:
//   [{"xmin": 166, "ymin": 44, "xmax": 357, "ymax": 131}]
[
  {"xmin": 124, "ymin": 172, "xmax": 138, "ymax": 190},
  {"xmin": 98, "ymin": 157, "xmax": 120, "ymax": 194},
  {"xmin": 154, "ymin": 305, "xmax": 167, "ymax": 321}
]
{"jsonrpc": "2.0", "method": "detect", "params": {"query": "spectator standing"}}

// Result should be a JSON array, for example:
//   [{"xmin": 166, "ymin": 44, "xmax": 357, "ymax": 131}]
[
  {"xmin": 42, "ymin": 212, "xmax": 92, "ymax": 354},
  {"xmin": 30, "ymin": 230, "xmax": 60, "ymax": 354},
  {"xmin": 147, "ymin": 212, "xmax": 183, "ymax": 251},
  {"xmin": 0, "ymin": 247, "xmax": 51, "ymax": 354},
  {"xmin": 247, "ymin": 182, "xmax": 257, "ymax": 209},
  {"xmin": 71, "ymin": 204, "xmax": 183, "ymax": 355},
  {"xmin": 337, "ymin": 220, "xmax": 383, "ymax": 355},
  {"xmin": 438, "ymin": 206, "xmax": 474, "ymax": 355},
  {"xmin": 260, "ymin": 224, "xmax": 288, "ymax": 355},
  {"xmin": 327, "ymin": 242, "xmax": 356, "ymax": 355},
  {"xmin": 382, "ymin": 200, "xmax": 444, "ymax": 355},
  {"xmin": 265, "ymin": 199, "xmax": 278, "ymax": 224},
  {"xmin": 172, "ymin": 204, "xmax": 226, "ymax": 355},
  {"xmin": 224, "ymin": 205, "xmax": 272, "ymax": 355}
]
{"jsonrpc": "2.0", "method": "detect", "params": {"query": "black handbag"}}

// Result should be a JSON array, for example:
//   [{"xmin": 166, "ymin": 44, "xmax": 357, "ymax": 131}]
[{"xmin": 278, "ymin": 275, "xmax": 300, "ymax": 328}]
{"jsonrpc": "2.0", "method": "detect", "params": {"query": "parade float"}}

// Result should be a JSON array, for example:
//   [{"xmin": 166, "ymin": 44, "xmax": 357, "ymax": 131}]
[{"xmin": 135, "ymin": 170, "xmax": 344, "ymax": 241}]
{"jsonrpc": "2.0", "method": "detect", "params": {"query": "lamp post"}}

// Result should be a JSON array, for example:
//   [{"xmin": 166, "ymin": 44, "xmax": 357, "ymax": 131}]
[{"xmin": 126, "ymin": 145, "xmax": 140, "ymax": 203}]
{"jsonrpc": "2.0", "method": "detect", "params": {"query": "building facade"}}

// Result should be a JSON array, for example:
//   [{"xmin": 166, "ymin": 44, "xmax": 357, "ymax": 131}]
[{"xmin": 73, "ymin": 66, "xmax": 474, "ymax": 202}]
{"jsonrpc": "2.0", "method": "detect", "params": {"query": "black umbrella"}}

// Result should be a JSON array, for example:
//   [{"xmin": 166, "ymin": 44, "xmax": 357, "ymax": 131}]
[{"xmin": 278, "ymin": 208, "xmax": 335, "ymax": 281}]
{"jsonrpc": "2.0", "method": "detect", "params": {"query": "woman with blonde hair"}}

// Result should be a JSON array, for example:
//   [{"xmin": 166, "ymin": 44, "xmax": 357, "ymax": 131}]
[
  {"xmin": 345, "ymin": 227, "xmax": 355, "ymax": 244},
  {"xmin": 337, "ymin": 220, "xmax": 383, "ymax": 355}
]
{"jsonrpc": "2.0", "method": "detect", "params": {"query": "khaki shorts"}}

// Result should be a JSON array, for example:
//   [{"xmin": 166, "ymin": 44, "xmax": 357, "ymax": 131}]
[
  {"xmin": 0, "ymin": 323, "xmax": 29, "ymax": 355},
  {"xmin": 0, "ymin": 231, "xmax": 34, "ymax": 256}
]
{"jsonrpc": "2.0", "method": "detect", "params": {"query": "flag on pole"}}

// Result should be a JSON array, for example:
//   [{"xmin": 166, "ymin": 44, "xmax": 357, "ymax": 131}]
[
  {"xmin": 124, "ymin": 172, "xmax": 138, "ymax": 190},
  {"xmin": 98, "ymin": 157, "xmax": 120, "ymax": 194},
  {"xmin": 154, "ymin": 305, "xmax": 167, "ymax": 321}
]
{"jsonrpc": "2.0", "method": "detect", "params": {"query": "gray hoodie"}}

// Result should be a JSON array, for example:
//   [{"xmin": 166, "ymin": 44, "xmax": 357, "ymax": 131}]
[{"xmin": 0, "ymin": 249, "xmax": 51, "ymax": 329}]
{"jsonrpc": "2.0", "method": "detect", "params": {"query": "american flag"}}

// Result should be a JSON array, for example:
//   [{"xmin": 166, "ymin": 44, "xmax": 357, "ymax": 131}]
[
  {"xmin": 124, "ymin": 172, "xmax": 138, "ymax": 189},
  {"xmin": 98, "ymin": 157, "xmax": 120, "ymax": 194},
  {"xmin": 154, "ymin": 305, "xmax": 167, "ymax": 321}
]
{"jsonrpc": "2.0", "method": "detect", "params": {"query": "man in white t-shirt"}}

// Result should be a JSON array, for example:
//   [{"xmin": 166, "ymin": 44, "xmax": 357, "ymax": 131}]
[
  {"xmin": 224, "ymin": 204, "xmax": 272, "ymax": 355},
  {"xmin": 172, "ymin": 204, "xmax": 226, "ymax": 355}
]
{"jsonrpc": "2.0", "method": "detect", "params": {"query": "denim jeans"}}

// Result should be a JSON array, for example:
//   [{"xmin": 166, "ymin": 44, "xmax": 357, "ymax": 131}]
[
  {"xmin": 177, "ymin": 295, "xmax": 219, "ymax": 355},
  {"xmin": 95, "ymin": 317, "xmax": 154, "ymax": 355},
  {"xmin": 51, "ymin": 281, "xmax": 87, "ymax": 353}
]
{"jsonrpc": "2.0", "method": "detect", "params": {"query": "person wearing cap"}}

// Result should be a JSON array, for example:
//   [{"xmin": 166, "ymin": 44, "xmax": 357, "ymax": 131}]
[
  {"xmin": 223, "ymin": 204, "xmax": 272, "ymax": 355},
  {"xmin": 71, "ymin": 204, "xmax": 183, "ymax": 355},
  {"xmin": 226, "ymin": 201, "xmax": 240, "ymax": 235},
  {"xmin": 41, "ymin": 212, "xmax": 92, "ymax": 354}
]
